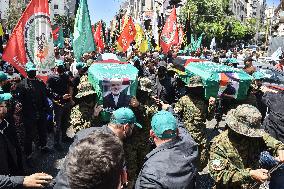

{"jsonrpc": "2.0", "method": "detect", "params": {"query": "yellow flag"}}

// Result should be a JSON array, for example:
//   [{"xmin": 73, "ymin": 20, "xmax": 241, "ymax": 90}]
[
  {"xmin": 135, "ymin": 23, "xmax": 144, "ymax": 48},
  {"xmin": 0, "ymin": 23, "xmax": 4, "ymax": 37},
  {"xmin": 139, "ymin": 39, "xmax": 149, "ymax": 53}
]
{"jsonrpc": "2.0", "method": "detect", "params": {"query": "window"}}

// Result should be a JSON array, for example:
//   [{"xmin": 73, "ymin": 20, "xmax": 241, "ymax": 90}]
[{"xmin": 54, "ymin": 4, "xmax": 59, "ymax": 9}]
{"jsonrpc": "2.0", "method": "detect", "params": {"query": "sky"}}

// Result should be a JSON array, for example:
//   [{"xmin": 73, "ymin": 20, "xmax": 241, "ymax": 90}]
[
  {"xmin": 87, "ymin": 0, "xmax": 122, "ymax": 26},
  {"xmin": 267, "ymin": 0, "xmax": 280, "ymax": 6},
  {"xmin": 86, "ymin": 0, "xmax": 280, "ymax": 26}
]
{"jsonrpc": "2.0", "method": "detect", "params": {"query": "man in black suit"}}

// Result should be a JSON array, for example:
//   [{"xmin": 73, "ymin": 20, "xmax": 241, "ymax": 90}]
[{"xmin": 103, "ymin": 78, "xmax": 131, "ymax": 110}]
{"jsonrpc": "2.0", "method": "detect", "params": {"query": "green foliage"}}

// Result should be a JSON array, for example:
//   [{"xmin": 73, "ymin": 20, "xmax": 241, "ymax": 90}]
[
  {"xmin": 54, "ymin": 15, "xmax": 75, "ymax": 37},
  {"xmin": 179, "ymin": 0, "xmax": 257, "ymax": 48},
  {"xmin": 4, "ymin": 2, "xmax": 27, "ymax": 31}
]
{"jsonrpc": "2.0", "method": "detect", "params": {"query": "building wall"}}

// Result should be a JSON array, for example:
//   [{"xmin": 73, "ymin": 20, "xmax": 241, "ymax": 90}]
[{"xmin": 0, "ymin": 0, "xmax": 9, "ymax": 20}]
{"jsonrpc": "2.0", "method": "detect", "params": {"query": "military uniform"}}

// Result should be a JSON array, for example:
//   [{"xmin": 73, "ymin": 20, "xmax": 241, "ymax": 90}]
[
  {"xmin": 66, "ymin": 75, "xmax": 98, "ymax": 138},
  {"xmin": 209, "ymin": 104, "xmax": 284, "ymax": 189},
  {"xmin": 174, "ymin": 94, "xmax": 214, "ymax": 170}
]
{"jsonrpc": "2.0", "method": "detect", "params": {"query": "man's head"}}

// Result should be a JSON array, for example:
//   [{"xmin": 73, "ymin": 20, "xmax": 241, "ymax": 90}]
[
  {"xmin": 0, "ymin": 92, "xmax": 12, "ymax": 120},
  {"xmin": 55, "ymin": 60, "xmax": 65, "ymax": 74},
  {"xmin": 25, "ymin": 62, "xmax": 37, "ymax": 79},
  {"xmin": 76, "ymin": 62, "xmax": 87, "ymax": 74},
  {"xmin": 109, "ymin": 107, "xmax": 142, "ymax": 140},
  {"xmin": 226, "ymin": 104, "xmax": 264, "ymax": 138},
  {"xmin": 244, "ymin": 57, "xmax": 253, "ymax": 67},
  {"xmin": 150, "ymin": 111, "xmax": 178, "ymax": 146},
  {"xmin": 66, "ymin": 132, "xmax": 124, "ymax": 189},
  {"xmin": 6, "ymin": 65, "xmax": 14, "ymax": 76},
  {"xmin": 110, "ymin": 78, "xmax": 123, "ymax": 95},
  {"xmin": 0, "ymin": 71, "xmax": 8, "ymax": 86}
]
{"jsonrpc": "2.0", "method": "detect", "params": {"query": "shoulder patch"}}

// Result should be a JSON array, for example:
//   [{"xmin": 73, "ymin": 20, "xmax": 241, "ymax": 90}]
[{"xmin": 210, "ymin": 159, "xmax": 226, "ymax": 171}]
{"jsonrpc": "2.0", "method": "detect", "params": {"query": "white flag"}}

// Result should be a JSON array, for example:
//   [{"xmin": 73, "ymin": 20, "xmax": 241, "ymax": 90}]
[{"xmin": 152, "ymin": 0, "xmax": 159, "ymax": 44}]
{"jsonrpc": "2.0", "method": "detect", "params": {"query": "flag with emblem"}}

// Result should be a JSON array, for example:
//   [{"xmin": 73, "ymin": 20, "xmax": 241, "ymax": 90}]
[
  {"xmin": 73, "ymin": 0, "xmax": 96, "ymax": 61},
  {"xmin": 2, "ymin": 0, "xmax": 55, "ymax": 81},
  {"xmin": 94, "ymin": 21, "xmax": 105, "ymax": 53},
  {"xmin": 53, "ymin": 26, "xmax": 64, "ymax": 48},
  {"xmin": 117, "ymin": 17, "xmax": 136, "ymax": 52},
  {"xmin": 160, "ymin": 8, "xmax": 178, "ymax": 53}
]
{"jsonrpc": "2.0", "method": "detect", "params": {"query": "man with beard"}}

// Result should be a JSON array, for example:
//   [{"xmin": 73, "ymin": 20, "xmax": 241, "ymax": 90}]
[
  {"xmin": 103, "ymin": 78, "xmax": 131, "ymax": 110},
  {"xmin": 47, "ymin": 60, "xmax": 73, "ymax": 150},
  {"xmin": 209, "ymin": 104, "xmax": 284, "ymax": 189},
  {"xmin": 16, "ymin": 62, "xmax": 50, "ymax": 165}
]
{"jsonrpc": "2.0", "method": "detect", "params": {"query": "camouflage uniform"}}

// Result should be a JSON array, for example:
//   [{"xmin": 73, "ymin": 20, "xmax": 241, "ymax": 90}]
[
  {"xmin": 66, "ymin": 75, "xmax": 98, "ymax": 138},
  {"xmin": 67, "ymin": 103, "xmax": 98, "ymax": 138},
  {"xmin": 174, "ymin": 94, "xmax": 214, "ymax": 170},
  {"xmin": 209, "ymin": 104, "xmax": 284, "ymax": 189}
]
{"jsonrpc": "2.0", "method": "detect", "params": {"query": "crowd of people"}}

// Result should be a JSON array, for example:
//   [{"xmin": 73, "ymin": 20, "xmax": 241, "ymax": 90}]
[{"xmin": 0, "ymin": 40, "xmax": 284, "ymax": 189}]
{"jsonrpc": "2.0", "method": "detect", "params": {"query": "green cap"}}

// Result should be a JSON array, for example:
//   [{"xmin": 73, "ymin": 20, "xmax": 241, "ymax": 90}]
[
  {"xmin": 111, "ymin": 107, "xmax": 142, "ymax": 128},
  {"xmin": 76, "ymin": 62, "xmax": 87, "ymax": 70},
  {"xmin": 0, "ymin": 90, "xmax": 12, "ymax": 103},
  {"xmin": 0, "ymin": 71, "xmax": 8, "ymax": 82},
  {"xmin": 252, "ymin": 71, "xmax": 265, "ymax": 80},
  {"xmin": 151, "ymin": 111, "xmax": 177, "ymax": 139},
  {"xmin": 25, "ymin": 62, "xmax": 37, "ymax": 72},
  {"xmin": 133, "ymin": 56, "xmax": 140, "ymax": 62},
  {"xmin": 55, "ymin": 60, "xmax": 65, "ymax": 67}
]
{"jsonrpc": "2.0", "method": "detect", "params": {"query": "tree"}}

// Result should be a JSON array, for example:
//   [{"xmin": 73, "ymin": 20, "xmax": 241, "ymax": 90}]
[
  {"xmin": 179, "ymin": 0, "xmax": 256, "ymax": 48},
  {"xmin": 4, "ymin": 2, "xmax": 27, "ymax": 32},
  {"xmin": 53, "ymin": 15, "xmax": 75, "ymax": 37}
]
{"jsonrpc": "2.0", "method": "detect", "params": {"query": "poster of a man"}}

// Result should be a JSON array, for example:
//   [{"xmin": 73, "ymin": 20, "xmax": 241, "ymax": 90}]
[{"xmin": 103, "ymin": 78, "xmax": 131, "ymax": 110}]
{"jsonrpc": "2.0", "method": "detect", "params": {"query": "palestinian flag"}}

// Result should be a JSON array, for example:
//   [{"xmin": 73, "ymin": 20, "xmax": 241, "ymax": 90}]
[{"xmin": 2, "ymin": 0, "xmax": 54, "ymax": 81}]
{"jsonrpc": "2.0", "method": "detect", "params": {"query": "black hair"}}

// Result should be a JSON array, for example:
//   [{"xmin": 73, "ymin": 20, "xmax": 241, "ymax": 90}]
[{"xmin": 66, "ymin": 132, "xmax": 124, "ymax": 189}]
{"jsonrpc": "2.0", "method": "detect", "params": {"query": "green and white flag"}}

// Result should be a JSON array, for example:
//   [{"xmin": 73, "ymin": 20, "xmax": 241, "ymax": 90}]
[{"xmin": 73, "ymin": 0, "xmax": 96, "ymax": 61}]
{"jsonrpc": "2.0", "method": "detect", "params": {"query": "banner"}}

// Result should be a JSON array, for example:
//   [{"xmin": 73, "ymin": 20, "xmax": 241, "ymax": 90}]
[
  {"xmin": 117, "ymin": 17, "xmax": 136, "ymax": 52},
  {"xmin": 73, "ymin": 0, "xmax": 96, "ymax": 61},
  {"xmin": 160, "ymin": 8, "xmax": 178, "ymax": 53},
  {"xmin": 2, "ymin": 0, "xmax": 55, "ymax": 81}
]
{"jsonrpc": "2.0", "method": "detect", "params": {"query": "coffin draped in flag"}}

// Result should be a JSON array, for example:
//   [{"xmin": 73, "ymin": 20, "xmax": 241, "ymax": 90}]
[
  {"xmin": 73, "ymin": 0, "xmax": 96, "ymax": 61},
  {"xmin": 160, "ymin": 8, "xmax": 178, "ymax": 53},
  {"xmin": 181, "ymin": 62, "xmax": 253, "ymax": 100},
  {"xmin": 2, "ymin": 0, "xmax": 55, "ymax": 81},
  {"xmin": 94, "ymin": 21, "xmax": 105, "ymax": 53},
  {"xmin": 88, "ymin": 62, "xmax": 139, "ymax": 121},
  {"xmin": 117, "ymin": 17, "xmax": 136, "ymax": 52}
]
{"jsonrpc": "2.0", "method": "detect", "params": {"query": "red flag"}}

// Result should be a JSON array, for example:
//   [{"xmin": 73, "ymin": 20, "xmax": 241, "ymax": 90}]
[
  {"xmin": 117, "ymin": 17, "xmax": 136, "ymax": 52},
  {"xmin": 160, "ymin": 8, "xmax": 179, "ymax": 53},
  {"xmin": 52, "ymin": 27, "xmax": 60, "ymax": 41},
  {"xmin": 2, "ymin": 0, "xmax": 54, "ymax": 82},
  {"xmin": 94, "ymin": 21, "xmax": 105, "ymax": 53}
]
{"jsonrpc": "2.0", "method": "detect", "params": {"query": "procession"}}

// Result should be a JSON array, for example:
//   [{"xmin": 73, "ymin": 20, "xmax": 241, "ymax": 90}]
[{"xmin": 0, "ymin": 0, "xmax": 284, "ymax": 188}]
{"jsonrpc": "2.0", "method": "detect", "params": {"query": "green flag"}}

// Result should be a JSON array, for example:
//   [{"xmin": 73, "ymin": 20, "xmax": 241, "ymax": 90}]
[{"xmin": 73, "ymin": 0, "xmax": 96, "ymax": 61}]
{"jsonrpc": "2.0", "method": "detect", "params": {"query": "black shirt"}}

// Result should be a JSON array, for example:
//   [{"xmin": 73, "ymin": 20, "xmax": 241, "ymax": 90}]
[
  {"xmin": 47, "ymin": 73, "xmax": 71, "ymax": 101},
  {"xmin": 16, "ymin": 78, "xmax": 48, "ymax": 118}
]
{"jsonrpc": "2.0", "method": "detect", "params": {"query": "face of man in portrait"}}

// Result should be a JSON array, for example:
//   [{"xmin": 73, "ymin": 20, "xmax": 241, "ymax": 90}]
[{"xmin": 110, "ymin": 80, "xmax": 122, "ymax": 95}]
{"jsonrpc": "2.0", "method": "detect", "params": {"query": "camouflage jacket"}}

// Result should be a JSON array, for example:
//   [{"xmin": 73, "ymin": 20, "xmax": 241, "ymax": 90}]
[
  {"xmin": 173, "ymin": 95, "xmax": 214, "ymax": 144},
  {"xmin": 209, "ymin": 129, "xmax": 284, "ymax": 189},
  {"xmin": 67, "ymin": 103, "xmax": 98, "ymax": 138},
  {"xmin": 173, "ymin": 95, "xmax": 214, "ymax": 170}
]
